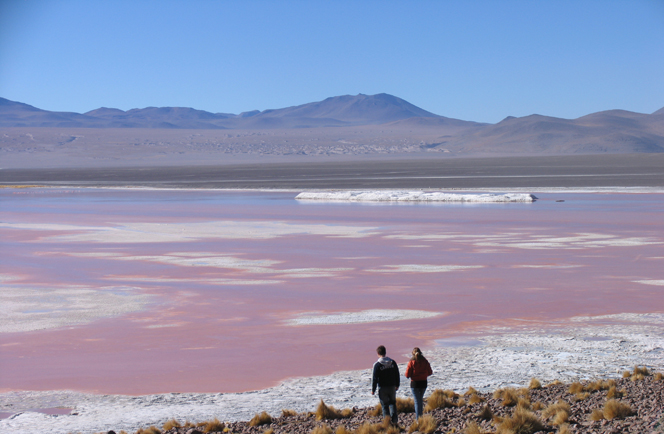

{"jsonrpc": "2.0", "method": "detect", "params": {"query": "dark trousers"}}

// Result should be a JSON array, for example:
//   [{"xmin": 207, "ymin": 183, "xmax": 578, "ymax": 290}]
[{"xmin": 378, "ymin": 386, "xmax": 398, "ymax": 424}]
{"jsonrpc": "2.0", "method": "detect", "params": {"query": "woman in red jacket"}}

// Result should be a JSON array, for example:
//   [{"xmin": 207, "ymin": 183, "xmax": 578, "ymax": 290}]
[{"xmin": 404, "ymin": 347, "xmax": 433, "ymax": 419}]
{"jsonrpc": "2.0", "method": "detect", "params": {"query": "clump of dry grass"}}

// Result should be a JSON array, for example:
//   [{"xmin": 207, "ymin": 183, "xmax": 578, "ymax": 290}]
[
  {"xmin": 622, "ymin": 370, "xmax": 631, "ymax": 378},
  {"xmin": 357, "ymin": 417, "xmax": 399, "ymax": 434},
  {"xmin": 547, "ymin": 379, "xmax": 563, "ymax": 387},
  {"xmin": 202, "ymin": 418, "xmax": 225, "ymax": 433},
  {"xmin": 468, "ymin": 393, "xmax": 484, "ymax": 405},
  {"xmin": 424, "ymin": 389, "xmax": 455, "ymax": 412},
  {"xmin": 493, "ymin": 387, "xmax": 522, "ymax": 407},
  {"xmin": 531, "ymin": 402, "xmax": 545, "ymax": 411},
  {"xmin": 516, "ymin": 397, "xmax": 531, "ymax": 410},
  {"xmin": 477, "ymin": 405, "xmax": 493, "ymax": 421},
  {"xmin": 655, "ymin": 372, "xmax": 663, "ymax": 381},
  {"xmin": 567, "ymin": 382, "xmax": 583, "ymax": 394},
  {"xmin": 335, "ymin": 425, "xmax": 353, "ymax": 434},
  {"xmin": 542, "ymin": 400, "xmax": 571, "ymax": 426},
  {"xmin": 606, "ymin": 386, "xmax": 623, "ymax": 399},
  {"xmin": 368, "ymin": 404, "xmax": 382, "ymax": 417},
  {"xmin": 316, "ymin": 400, "xmax": 345, "ymax": 421},
  {"xmin": 528, "ymin": 378, "xmax": 542, "ymax": 390},
  {"xmin": 496, "ymin": 407, "xmax": 545, "ymax": 434},
  {"xmin": 603, "ymin": 399, "xmax": 633, "ymax": 420},
  {"xmin": 464, "ymin": 386, "xmax": 478, "ymax": 396},
  {"xmin": 136, "ymin": 426, "xmax": 161, "ymax": 434},
  {"xmin": 556, "ymin": 423, "xmax": 571, "ymax": 434},
  {"xmin": 311, "ymin": 424, "xmax": 334, "ymax": 434},
  {"xmin": 248, "ymin": 411, "xmax": 273, "ymax": 427},
  {"xmin": 162, "ymin": 419, "xmax": 181, "ymax": 430},
  {"xmin": 573, "ymin": 392, "xmax": 590, "ymax": 402},
  {"xmin": 589, "ymin": 408, "xmax": 604, "ymax": 421},
  {"xmin": 396, "ymin": 397, "xmax": 414, "ymax": 413},
  {"xmin": 341, "ymin": 408, "xmax": 354, "ymax": 418},
  {"xmin": 282, "ymin": 409, "xmax": 298, "ymax": 417},
  {"xmin": 263, "ymin": 428, "xmax": 274, "ymax": 434},
  {"xmin": 629, "ymin": 366, "xmax": 650, "ymax": 382},
  {"xmin": 408, "ymin": 414, "xmax": 437, "ymax": 434},
  {"xmin": 456, "ymin": 397, "xmax": 466, "ymax": 407},
  {"xmin": 463, "ymin": 421, "xmax": 485, "ymax": 434}
]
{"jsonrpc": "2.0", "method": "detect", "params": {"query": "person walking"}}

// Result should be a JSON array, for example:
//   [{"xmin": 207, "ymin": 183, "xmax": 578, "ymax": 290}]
[
  {"xmin": 405, "ymin": 347, "xmax": 433, "ymax": 419},
  {"xmin": 371, "ymin": 345, "xmax": 400, "ymax": 425}
]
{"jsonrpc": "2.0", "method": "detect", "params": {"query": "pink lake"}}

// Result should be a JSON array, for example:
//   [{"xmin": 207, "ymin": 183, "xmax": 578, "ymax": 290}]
[{"xmin": 0, "ymin": 189, "xmax": 663, "ymax": 395}]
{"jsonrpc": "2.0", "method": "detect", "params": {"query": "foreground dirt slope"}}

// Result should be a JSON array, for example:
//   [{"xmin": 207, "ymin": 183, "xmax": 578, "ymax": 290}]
[{"xmin": 131, "ymin": 374, "xmax": 663, "ymax": 434}]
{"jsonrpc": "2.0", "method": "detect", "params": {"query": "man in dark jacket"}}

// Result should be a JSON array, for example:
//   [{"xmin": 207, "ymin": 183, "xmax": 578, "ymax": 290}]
[{"xmin": 371, "ymin": 345, "xmax": 400, "ymax": 424}]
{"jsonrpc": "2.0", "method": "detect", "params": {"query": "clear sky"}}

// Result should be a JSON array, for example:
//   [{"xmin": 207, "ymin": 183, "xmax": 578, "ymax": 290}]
[{"xmin": 1, "ymin": 0, "xmax": 663, "ymax": 123}]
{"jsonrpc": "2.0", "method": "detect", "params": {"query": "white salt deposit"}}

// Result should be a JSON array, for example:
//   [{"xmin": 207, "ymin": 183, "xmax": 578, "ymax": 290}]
[
  {"xmin": 634, "ymin": 280, "xmax": 664, "ymax": 286},
  {"xmin": 0, "ymin": 220, "xmax": 380, "ymax": 243},
  {"xmin": 366, "ymin": 265, "xmax": 483, "ymax": 273},
  {"xmin": 286, "ymin": 309, "xmax": 443, "ymax": 325},
  {"xmin": 1, "ymin": 313, "xmax": 662, "ymax": 434},
  {"xmin": 0, "ymin": 285, "xmax": 151, "ymax": 333},
  {"xmin": 295, "ymin": 191, "xmax": 537, "ymax": 203}
]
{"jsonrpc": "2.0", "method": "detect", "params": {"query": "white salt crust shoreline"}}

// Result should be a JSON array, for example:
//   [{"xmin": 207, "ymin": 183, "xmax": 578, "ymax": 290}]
[
  {"xmin": 1, "ymin": 313, "xmax": 662, "ymax": 434},
  {"xmin": 295, "ymin": 191, "xmax": 537, "ymax": 202}
]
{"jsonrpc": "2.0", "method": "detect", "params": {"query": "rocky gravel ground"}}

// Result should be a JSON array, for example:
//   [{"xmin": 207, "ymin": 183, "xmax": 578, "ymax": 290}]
[{"xmin": 144, "ymin": 374, "xmax": 663, "ymax": 434}]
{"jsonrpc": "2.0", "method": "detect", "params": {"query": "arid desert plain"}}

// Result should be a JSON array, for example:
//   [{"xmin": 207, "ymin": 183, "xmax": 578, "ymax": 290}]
[{"xmin": 1, "ymin": 170, "xmax": 663, "ymax": 433}]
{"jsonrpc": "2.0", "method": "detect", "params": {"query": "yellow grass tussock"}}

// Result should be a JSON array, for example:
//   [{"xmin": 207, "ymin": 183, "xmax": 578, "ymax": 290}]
[
  {"xmin": 493, "ymin": 387, "xmax": 520, "ymax": 407},
  {"xmin": 516, "ymin": 397, "xmax": 531, "ymax": 410},
  {"xmin": 556, "ymin": 423, "xmax": 571, "ymax": 434},
  {"xmin": 633, "ymin": 365, "xmax": 650, "ymax": 376},
  {"xmin": 606, "ymin": 386, "xmax": 623, "ymax": 399},
  {"xmin": 248, "ymin": 411, "xmax": 272, "ymax": 427},
  {"xmin": 396, "ymin": 397, "xmax": 415, "ymax": 413},
  {"xmin": 368, "ymin": 404, "xmax": 382, "ymax": 417},
  {"xmin": 573, "ymin": 392, "xmax": 590, "ymax": 402},
  {"xmin": 531, "ymin": 402, "xmax": 545, "ymax": 411},
  {"xmin": 358, "ymin": 417, "xmax": 399, "ymax": 434},
  {"xmin": 622, "ymin": 370, "xmax": 631, "ymax": 378},
  {"xmin": 477, "ymin": 405, "xmax": 493, "ymax": 421},
  {"xmin": 136, "ymin": 426, "xmax": 161, "ymax": 434},
  {"xmin": 414, "ymin": 414, "xmax": 438, "ymax": 434},
  {"xmin": 542, "ymin": 400, "xmax": 571, "ymax": 422},
  {"xmin": 335, "ymin": 425, "xmax": 353, "ymax": 434},
  {"xmin": 311, "ymin": 424, "xmax": 334, "ymax": 434},
  {"xmin": 589, "ymin": 408, "xmax": 604, "ymax": 421},
  {"xmin": 547, "ymin": 380, "xmax": 562, "ymax": 387},
  {"xmin": 496, "ymin": 407, "xmax": 545, "ymax": 434},
  {"xmin": 203, "ymin": 418, "xmax": 225, "ymax": 433},
  {"xmin": 282, "ymin": 409, "xmax": 298, "ymax": 417},
  {"xmin": 341, "ymin": 408, "xmax": 354, "ymax": 418},
  {"xmin": 162, "ymin": 419, "xmax": 181, "ymax": 430},
  {"xmin": 263, "ymin": 429, "xmax": 274, "ymax": 434},
  {"xmin": 655, "ymin": 372, "xmax": 663, "ymax": 381},
  {"xmin": 603, "ymin": 399, "xmax": 633, "ymax": 420},
  {"xmin": 567, "ymin": 382, "xmax": 583, "ymax": 394},
  {"xmin": 316, "ymin": 400, "xmax": 344, "ymax": 421},
  {"xmin": 528, "ymin": 378, "xmax": 542, "ymax": 390},
  {"xmin": 456, "ymin": 397, "xmax": 466, "ymax": 407},
  {"xmin": 463, "ymin": 421, "xmax": 485, "ymax": 434},
  {"xmin": 468, "ymin": 393, "xmax": 484, "ymax": 405},
  {"xmin": 464, "ymin": 386, "xmax": 478, "ymax": 396},
  {"xmin": 424, "ymin": 389, "xmax": 455, "ymax": 412}
]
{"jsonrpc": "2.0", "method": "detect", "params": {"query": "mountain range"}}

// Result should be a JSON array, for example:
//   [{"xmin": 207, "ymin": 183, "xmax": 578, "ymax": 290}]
[
  {"xmin": 0, "ymin": 93, "xmax": 476, "ymax": 129},
  {"xmin": 1, "ymin": 93, "xmax": 664, "ymax": 155}
]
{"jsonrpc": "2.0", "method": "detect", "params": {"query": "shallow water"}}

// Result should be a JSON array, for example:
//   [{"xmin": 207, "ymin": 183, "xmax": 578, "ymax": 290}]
[{"xmin": 1, "ymin": 189, "xmax": 663, "ymax": 395}]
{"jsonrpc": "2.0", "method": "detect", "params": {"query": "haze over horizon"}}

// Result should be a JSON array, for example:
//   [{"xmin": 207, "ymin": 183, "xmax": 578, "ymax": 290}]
[{"xmin": 1, "ymin": 1, "xmax": 663, "ymax": 124}]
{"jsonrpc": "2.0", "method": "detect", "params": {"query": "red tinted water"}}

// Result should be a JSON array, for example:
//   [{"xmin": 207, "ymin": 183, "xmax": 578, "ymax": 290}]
[{"xmin": 0, "ymin": 190, "xmax": 663, "ymax": 394}]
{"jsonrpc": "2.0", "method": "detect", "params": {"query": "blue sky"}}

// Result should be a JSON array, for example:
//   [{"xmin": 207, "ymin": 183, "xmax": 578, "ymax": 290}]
[{"xmin": 1, "ymin": 0, "xmax": 663, "ymax": 123}]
